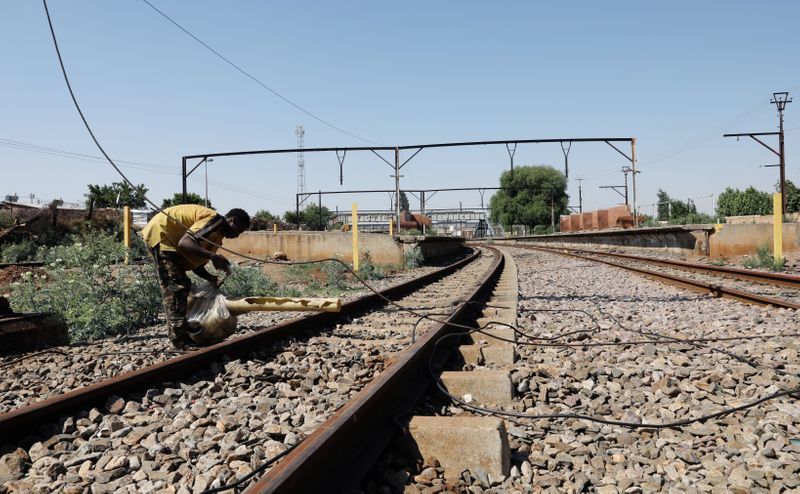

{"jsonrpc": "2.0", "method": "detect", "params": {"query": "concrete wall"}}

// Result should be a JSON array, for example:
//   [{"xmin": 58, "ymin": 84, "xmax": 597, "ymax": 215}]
[
  {"xmin": 223, "ymin": 231, "xmax": 464, "ymax": 266},
  {"xmin": 709, "ymin": 223, "xmax": 800, "ymax": 257}
]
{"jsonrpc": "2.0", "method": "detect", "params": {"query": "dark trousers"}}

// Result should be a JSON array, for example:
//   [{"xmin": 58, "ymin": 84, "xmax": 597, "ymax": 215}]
[{"xmin": 149, "ymin": 245, "xmax": 191, "ymax": 343}]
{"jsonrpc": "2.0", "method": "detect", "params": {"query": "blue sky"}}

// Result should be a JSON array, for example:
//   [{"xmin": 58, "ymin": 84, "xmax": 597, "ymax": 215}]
[{"xmin": 2, "ymin": 1, "xmax": 799, "ymax": 217}]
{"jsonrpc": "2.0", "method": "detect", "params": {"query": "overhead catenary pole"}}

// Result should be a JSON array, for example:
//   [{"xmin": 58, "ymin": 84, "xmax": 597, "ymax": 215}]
[
  {"xmin": 774, "ymin": 92, "xmax": 790, "ymax": 215},
  {"xmin": 394, "ymin": 147, "xmax": 401, "ymax": 235},
  {"xmin": 631, "ymin": 138, "xmax": 638, "ymax": 227},
  {"xmin": 577, "ymin": 177, "xmax": 584, "ymax": 213}
]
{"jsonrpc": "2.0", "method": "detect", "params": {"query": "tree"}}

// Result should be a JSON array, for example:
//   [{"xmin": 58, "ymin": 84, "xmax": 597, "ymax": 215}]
[
  {"xmin": 161, "ymin": 192, "xmax": 209, "ymax": 209},
  {"xmin": 780, "ymin": 180, "xmax": 800, "ymax": 214},
  {"xmin": 86, "ymin": 182, "xmax": 148, "ymax": 208},
  {"xmin": 251, "ymin": 210, "xmax": 278, "ymax": 230},
  {"xmin": 399, "ymin": 191, "xmax": 410, "ymax": 212},
  {"xmin": 716, "ymin": 186, "xmax": 772, "ymax": 217},
  {"xmin": 488, "ymin": 165, "xmax": 568, "ymax": 228},
  {"xmin": 283, "ymin": 204, "xmax": 334, "ymax": 230},
  {"xmin": 656, "ymin": 189, "xmax": 696, "ymax": 221}
]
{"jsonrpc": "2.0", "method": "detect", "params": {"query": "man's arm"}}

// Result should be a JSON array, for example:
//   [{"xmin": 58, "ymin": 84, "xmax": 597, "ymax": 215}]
[
  {"xmin": 177, "ymin": 233, "xmax": 231, "ymax": 273},
  {"xmin": 192, "ymin": 265, "xmax": 219, "ymax": 286}
]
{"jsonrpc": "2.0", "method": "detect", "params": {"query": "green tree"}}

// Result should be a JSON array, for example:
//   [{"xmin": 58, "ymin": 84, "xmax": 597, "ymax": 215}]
[
  {"xmin": 399, "ymin": 190, "xmax": 410, "ymax": 212},
  {"xmin": 161, "ymin": 192, "xmax": 209, "ymax": 209},
  {"xmin": 251, "ymin": 210, "xmax": 278, "ymax": 230},
  {"xmin": 716, "ymin": 186, "xmax": 772, "ymax": 217},
  {"xmin": 656, "ymin": 189, "xmax": 696, "ymax": 221},
  {"xmin": 283, "ymin": 204, "xmax": 334, "ymax": 230},
  {"xmin": 488, "ymin": 165, "xmax": 568, "ymax": 228},
  {"xmin": 86, "ymin": 182, "xmax": 148, "ymax": 208},
  {"xmin": 780, "ymin": 180, "xmax": 800, "ymax": 213}
]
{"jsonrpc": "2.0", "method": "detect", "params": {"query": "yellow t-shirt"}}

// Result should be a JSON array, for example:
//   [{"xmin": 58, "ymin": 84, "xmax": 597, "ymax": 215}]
[{"xmin": 141, "ymin": 205, "xmax": 224, "ymax": 270}]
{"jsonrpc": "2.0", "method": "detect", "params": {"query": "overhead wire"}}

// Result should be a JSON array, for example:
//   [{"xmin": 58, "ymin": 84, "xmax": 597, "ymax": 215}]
[{"xmin": 139, "ymin": 0, "xmax": 383, "ymax": 146}]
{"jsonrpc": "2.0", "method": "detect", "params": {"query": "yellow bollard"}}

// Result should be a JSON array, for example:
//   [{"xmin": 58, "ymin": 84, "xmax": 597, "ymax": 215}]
[
  {"xmin": 352, "ymin": 203, "xmax": 359, "ymax": 271},
  {"xmin": 774, "ymin": 192, "xmax": 783, "ymax": 261},
  {"xmin": 389, "ymin": 217, "xmax": 393, "ymax": 236},
  {"xmin": 123, "ymin": 206, "xmax": 131, "ymax": 265},
  {"xmin": 273, "ymin": 223, "xmax": 277, "ymax": 234}
]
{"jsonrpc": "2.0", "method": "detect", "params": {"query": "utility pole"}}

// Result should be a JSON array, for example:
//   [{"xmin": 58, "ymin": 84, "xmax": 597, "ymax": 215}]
[
  {"xmin": 599, "ymin": 166, "xmax": 632, "ymax": 206},
  {"xmin": 394, "ymin": 147, "xmax": 401, "ymax": 235},
  {"xmin": 774, "ymin": 92, "xmax": 791, "ymax": 214},
  {"xmin": 631, "ymin": 138, "xmax": 639, "ymax": 227},
  {"xmin": 296, "ymin": 125, "xmax": 306, "ymax": 196},
  {"xmin": 723, "ymin": 91, "xmax": 791, "ymax": 217},
  {"xmin": 576, "ymin": 177, "xmax": 584, "ymax": 213}
]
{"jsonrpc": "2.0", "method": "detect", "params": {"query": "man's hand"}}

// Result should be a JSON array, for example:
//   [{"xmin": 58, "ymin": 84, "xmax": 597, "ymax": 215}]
[{"xmin": 210, "ymin": 254, "xmax": 232, "ymax": 274}]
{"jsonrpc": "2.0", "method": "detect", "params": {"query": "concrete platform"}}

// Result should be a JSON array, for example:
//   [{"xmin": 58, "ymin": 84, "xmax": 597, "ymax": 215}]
[
  {"xmin": 408, "ymin": 416, "xmax": 511, "ymax": 479},
  {"xmin": 441, "ymin": 370, "xmax": 513, "ymax": 405}
]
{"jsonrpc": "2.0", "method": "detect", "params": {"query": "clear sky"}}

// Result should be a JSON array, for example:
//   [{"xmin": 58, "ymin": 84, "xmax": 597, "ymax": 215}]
[{"xmin": 3, "ymin": 1, "xmax": 799, "ymax": 218}]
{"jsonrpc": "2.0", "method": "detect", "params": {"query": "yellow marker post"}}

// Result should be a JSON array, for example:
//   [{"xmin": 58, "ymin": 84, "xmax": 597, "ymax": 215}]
[
  {"xmin": 273, "ymin": 223, "xmax": 278, "ymax": 234},
  {"xmin": 389, "ymin": 217, "xmax": 393, "ymax": 236},
  {"xmin": 123, "ymin": 206, "xmax": 131, "ymax": 265},
  {"xmin": 774, "ymin": 192, "xmax": 783, "ymax": 261},
  {"xmin": 352, "ymin": 203, "xmax": 359, "ymax": 271}
]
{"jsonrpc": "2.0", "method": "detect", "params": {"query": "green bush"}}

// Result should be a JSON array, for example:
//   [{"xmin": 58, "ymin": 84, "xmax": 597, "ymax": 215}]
[
  {"xmin": 357, "ymin": 251, "xmax": 384, "ymax": 280},
  {"xmin": 404, "ymin": 246, "xmax": 424, "ymax": 269},
  {"xmin": 0, "ymin": 239, "xmax": 42, "ymax": 263},
  {"xmin": 742, "ymin": 245, "xmax": 785, "ymax": 272},
  {"xmin": 533, "ymin": 225, "xmax": 551, "ymax": 235},
  {"xmin": 9, "ymin": 233, "xmax": 161, "ymax": 342},
  {"xmin": 219, "ymin": 265, "xmax": 280, "ymax": 298}
]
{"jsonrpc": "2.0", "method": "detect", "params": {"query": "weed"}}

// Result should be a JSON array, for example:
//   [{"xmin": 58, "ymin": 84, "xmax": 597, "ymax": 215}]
[
  {"xmin": 404, "ymin": 246, "xmax": 424, "ymax": 269},
  {"xmin": 357, "ymin": 251, "xmax": 385, "ymax": 280},
  {"xmin": 710, "ymin": 257, "xmax": 728, "ymax": 266},
  {"xmin": 742, "ymin": 245, "xmax": 785, "ymax": 272},
  {"xmin": 218, "ymin": 265, "xmax": 279, "ymax": 298},
  {"xmin": 0, "ymin": 239, "xmax": 42, "ymax": 263},
  {"xmin": 9, "ymin": 234, "xmax": 161, "ymax": 342}
]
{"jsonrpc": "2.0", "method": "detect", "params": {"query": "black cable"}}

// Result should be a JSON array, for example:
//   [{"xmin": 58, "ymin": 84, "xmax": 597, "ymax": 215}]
[
  {"xmin": 199, "ymin": 440, "xmax": 299, "ymax": 494},
  {"xmin": 139, "ymin": 0, "xmax": 381, "ymax": 146},
  {"xmin": 428, "ymin": 327, "xmax": 800, "ymax": 429},
  {"xmin": 0, "ymin": 349, "xmax": 69, "ymax": 369}
]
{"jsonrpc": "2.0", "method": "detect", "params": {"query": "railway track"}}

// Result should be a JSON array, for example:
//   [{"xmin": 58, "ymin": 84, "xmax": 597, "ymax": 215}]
[
  {"xmin": 0, "ymin": 247, "xmax": 504, "ymax": 493},
  {"xmin": 514, "ymin": 244, "xmax": 800, "ymax": 310}
]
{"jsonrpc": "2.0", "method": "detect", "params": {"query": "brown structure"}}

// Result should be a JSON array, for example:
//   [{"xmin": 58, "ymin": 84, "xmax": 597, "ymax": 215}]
[{"xmin": 562, "ymin": 205, "xmax": 637, "ymax": 233}]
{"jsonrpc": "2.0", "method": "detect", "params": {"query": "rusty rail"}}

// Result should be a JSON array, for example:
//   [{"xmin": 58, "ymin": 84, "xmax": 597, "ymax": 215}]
[
  {"xmin": 0, "ymin": 249, "xmax": 482, "ymax": 442},
  {"xmin": 515, "ymin": 245, "xmax": 800, "ymax": 311},
  {"xmin": 563, "ymin": 247, "xmax": 800, "ymax": 288},
  {"xmin": 244, "ymin": 247, "xmax": 505, "ymax": 493}
]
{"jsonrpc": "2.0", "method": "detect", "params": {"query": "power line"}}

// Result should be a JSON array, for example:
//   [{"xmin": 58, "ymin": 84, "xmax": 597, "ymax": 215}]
[
  {"xmin": 139, "ymin": 0, "xmax": 382, "ymax": 146},
  {"xmin": 2, "ymin": 137, "xmax": 292, "ymax": 204}
]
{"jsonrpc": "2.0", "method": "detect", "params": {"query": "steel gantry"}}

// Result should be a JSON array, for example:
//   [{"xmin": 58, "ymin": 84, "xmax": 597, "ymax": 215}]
[{"xmin": 181, "ymin": 136, "xmax": 638, "ymax": 230}]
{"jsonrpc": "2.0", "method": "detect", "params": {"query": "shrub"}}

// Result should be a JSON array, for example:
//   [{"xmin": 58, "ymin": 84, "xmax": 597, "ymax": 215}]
[
  {"xmin": 357, "ymin": 251, "xmax": 384, "ymax": 280},
  {"xmin": 533, "ymin": 225, "xmax": 551, "ymax": 235},
  {"xmin": 0, "ymin": 239, "xmax": 42, "ymax": 263},
  {"xmin": 742, "ymin": 245, "xmax": 785, "ymax": 272},
  {"xmin": 218, "ymin": 265, "xmax": 280, "ymax": 298},
  {"xmin": 9, "ymin": 234, "xmax": 161, "ymax": 342},
  {"xmin": 404, "ymin": 246, "xmax": 424, "ymax": 269}
]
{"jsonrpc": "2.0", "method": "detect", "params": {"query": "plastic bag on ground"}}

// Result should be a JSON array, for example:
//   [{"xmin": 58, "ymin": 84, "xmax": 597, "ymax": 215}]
[{"xmin": 186, "ymin": 282, "xmax": 237, "ymax": 345}]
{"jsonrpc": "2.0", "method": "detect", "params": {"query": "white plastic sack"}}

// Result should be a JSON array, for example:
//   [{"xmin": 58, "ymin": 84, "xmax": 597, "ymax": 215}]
[{"xmin": 186, "ymin": 283, "xmax": 237, "ymax": 345}]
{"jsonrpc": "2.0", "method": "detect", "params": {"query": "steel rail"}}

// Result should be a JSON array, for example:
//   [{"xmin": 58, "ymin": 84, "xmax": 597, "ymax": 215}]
[
  {"xmin": 562, "ymin": 247, "xmax": 800, "ymax": 289},
  {"xmin": 517, "ymin": 245, "xmax": 800, "ymax": 311},
  {"xmin": 245, "ymin": 247, "xmax": 505, "ymax": 494},
  {"xmin": 0, "ymin": 250, "xmax": 482, "ymax": 442}
]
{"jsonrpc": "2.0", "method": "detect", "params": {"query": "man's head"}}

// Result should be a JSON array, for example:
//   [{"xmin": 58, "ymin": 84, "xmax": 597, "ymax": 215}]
[{"xmin": 223, "ymin": 208, "xmax": 250, "ymax": 238}]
